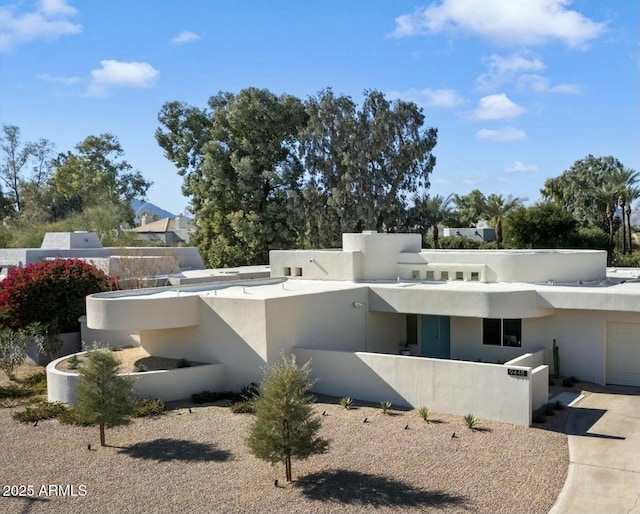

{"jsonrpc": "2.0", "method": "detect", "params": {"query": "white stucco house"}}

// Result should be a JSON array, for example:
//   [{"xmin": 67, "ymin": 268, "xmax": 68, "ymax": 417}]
[{"xmin": 48, "ymin": 231, "xmax": 640, "ymax": 427}]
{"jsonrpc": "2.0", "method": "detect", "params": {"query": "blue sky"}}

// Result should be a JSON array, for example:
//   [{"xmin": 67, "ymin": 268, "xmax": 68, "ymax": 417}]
[{"xmin": 1, "ymin": 0, "xmax": 638, "ymax": 216}]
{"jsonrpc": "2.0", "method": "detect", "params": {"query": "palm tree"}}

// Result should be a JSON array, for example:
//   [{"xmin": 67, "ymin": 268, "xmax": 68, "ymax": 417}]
[
  {"xmin": 483, "ymin": 194, "xmax": 525, "ymax": 245},
  {"xmin": 626, "ymin": 186, "xmax": 640, "ymax": 253},
  {"xmin": 592, "ymin": 184, "xmax": 618, "ymax": 260},
  {"xmin": 610, "ymin": 167, "xmax": 640, "ymax": 254},
  {"xmin": 410, "ymin": 193, "xmax": 454, "ymax": 248}
]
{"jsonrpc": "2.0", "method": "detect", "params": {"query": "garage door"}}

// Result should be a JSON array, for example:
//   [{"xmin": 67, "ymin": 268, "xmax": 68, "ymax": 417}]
[{"xmin": 606, "ymin": 322, "xmax": 640, "ymax": 387}]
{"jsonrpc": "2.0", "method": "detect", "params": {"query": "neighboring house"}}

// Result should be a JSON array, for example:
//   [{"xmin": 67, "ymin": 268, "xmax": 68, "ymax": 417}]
[
  {"xmin": 443, "ymin": 226, "xmax": 496, "ymax": 242},
  {"xmin": 50, "ymin": 231, "xmax": 640, "ymax": 427},
  {"xmin": 0, "ymin": 231, "xmax": 205, "ymax": 285},
  {"xmin": 127, "ymin": 214, "xmax": 194, "ymax": 245}
]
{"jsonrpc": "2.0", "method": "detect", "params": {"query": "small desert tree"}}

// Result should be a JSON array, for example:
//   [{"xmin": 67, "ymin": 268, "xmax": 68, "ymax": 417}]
[
  {"xmin": 247, "ymin": 354, "xmax": 329, "ymax": 482},
  {"xmin": 73, "ymin": 349, "xmax": 136, "ymax": 446},
  {"xmin": 0, "ymin": 323, "xmax": 43, "ymax": 380}
]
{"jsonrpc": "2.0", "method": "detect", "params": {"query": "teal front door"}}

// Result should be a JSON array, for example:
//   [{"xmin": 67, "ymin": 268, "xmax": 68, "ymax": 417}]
[{"xmin": 421, "ymin": 315, "xmax": 451, "ymax": 358}]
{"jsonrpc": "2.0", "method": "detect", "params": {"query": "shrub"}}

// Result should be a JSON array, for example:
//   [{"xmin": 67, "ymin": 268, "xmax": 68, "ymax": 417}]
[
  {"xmin": 13, "ymin": 402, "xmax": 68, "ymax": 423},
  {"xmin": 464, "ymin": 413, "xmax": 478, "ymax": 429},
  {"xmin": 339, "ymin": 397, "xmax": 353, "ymax": 409},
  {"xmin": 176, "ymin": 358, "xmax": 191, "ymax": 368},
  {"xmin": 133, "ymin": 398, "xmax": 165, "ymax": 417},
  {"xmin": 134, "ymin": 363, "xmax": 148, "ymax": 373},
  {"xmin": 192, "ymin": 383, "xmax": 259, "ymax": 405},
  {"xmin": 379, "ymin": 400, "xmax": 392, "ymax": 415},
  {"xmin": 543, "ymin": 403, "xmax": 555, "ymax": 416},
  {"xmin": 22, "ymin": 371, "xmax": 47, "ymax": 395},
  {"xmin": 0, "ymin": 324, "xmax": 44, "ymax": 380},
  {"xmin": 418, "ymin": 406, "xmax": 430, "ymax": 422},
  {"xmin": 230, "ymin": 400, "xmax": 255, "ymax": 414},
  {"xmin": 552, "ymin": 400, "xmax": 564, "ymax": 411},
  {"xmin": 0, "ymin": 259, "xmax": 117, "ymax": 333}
]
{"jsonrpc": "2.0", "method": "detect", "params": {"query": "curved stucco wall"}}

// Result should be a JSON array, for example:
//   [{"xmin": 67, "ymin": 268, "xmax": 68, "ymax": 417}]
[
  {"xmin": 369, "ymin": 286, "xmax": 553, "ymax": 318},
  {"xmin": 415, "ymin": 250, "xmax": 607, "ymax": 283},
  {"xmin": 47, "ymin": 353, "xmax": 226, "ymax": 404},
  {"xmin": 86, "ymin": 293, "xmax": 199, "ymax": 331}
]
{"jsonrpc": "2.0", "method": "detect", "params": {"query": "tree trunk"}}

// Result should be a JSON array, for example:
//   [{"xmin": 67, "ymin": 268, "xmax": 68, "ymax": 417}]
[
  {"xmin": 606, "ymin": 205, "xmax": 614, "ymax": 262},
  {"xmin": 283, "ymin": 419, "xmax": 292, "ymax": 482},
  {"xmin": 99, "ymin": 423, "xmax": 106, "ymax": 446},
  {"xmin": 432, "ymin": 224, "xmax": 439, "ymax": 249},
  {"xmin": 627, "ymin": 204, "xmax": 633, "ymax": 254},
  {"xmin": 496, "ymin": 216, "xmax": 503, "ymax": 245},
  {"xmin": 619, "ymin": 196, "xmax": 627, "ymax": 254}
]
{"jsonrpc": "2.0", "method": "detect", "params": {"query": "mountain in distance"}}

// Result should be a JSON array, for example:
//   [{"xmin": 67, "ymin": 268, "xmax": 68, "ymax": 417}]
[{"xmin": 131, "ymin": 199, "xmax": 176, "ymax": 221}]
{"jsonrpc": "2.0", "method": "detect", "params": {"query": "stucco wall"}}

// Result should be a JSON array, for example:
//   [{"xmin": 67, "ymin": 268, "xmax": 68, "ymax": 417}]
[
  {"xmin": 263, "ymin": 288, "xmax": 406, "ymax": 360},
  {"xmin": 415, "ymin": 250, "xmax": 606, "ymax": 283},
  {"xmin": 369, "ymin": 286, "xmax": 552, "ymax": 319},
  {"xmin": 451, "ymin": 310, "xmax": 640, "ymax": 385},
  {"xmin": 79, "ymin": 316, "xmax": 139, "ymax": 348},
  {"xmin": 86, "ymin": 292, "xmax": 200, "ymax": 331},
  {"xmin": 295, "ymin": 348, "xmax": 534, "ymax": 426},
  {"xmin": 269, "ymin": 250, "xmax": 359, "ymax": 280},
  {"xmin": 138, "ymin": 296, "xmax": 269, "ymax": 390},
  {"xmin": 343, "ymin": 232, "xmax": 422, "ymax": 280},
  {"xmin": 46, "ymin": 354, "xmax": 225, "ymax": 404}
]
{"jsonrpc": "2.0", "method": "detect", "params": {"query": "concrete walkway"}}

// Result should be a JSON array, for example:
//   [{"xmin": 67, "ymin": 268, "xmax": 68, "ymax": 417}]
[{"xmin": 549, "ymin": 392, "xmax": 640, "ymax": 514}]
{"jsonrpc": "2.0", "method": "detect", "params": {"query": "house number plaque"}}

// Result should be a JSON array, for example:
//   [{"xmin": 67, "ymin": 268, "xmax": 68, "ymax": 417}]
[{"xmin": 507, "ymin": 368, "xmax": 528, "ymax": 377}]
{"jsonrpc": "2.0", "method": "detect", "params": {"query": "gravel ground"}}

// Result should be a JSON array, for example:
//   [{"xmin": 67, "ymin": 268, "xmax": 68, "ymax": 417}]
[{"xmin": 1, "ymin": 364, "xmax": 571, "ymax": 514}]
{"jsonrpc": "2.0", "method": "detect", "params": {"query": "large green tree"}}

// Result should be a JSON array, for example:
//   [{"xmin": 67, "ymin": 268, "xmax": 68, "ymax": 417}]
[
  {"xmin": 73, "ymin": 349, "xmax": 136, "ymax": 446},
  {"xmin": 157, "ymin": 88, "xmax": 438, "ymax": 257},
  {"xmin": 0, "ymin": 124, "xmax": 55, "ymax": 215},
  {"xmin": 503, "ymin": 202, "xmax": 578, "ymax": 249},
  {"xmin": 50, "ymin": 133, "xmax": 151, "ymax": 222},
  {"xmin": 247, "ymin": 354, "xmax": 329, "ymax": 482},
  {"xmin": 157, "ymin": 88, "xmax": 307, "ymax": 266},
  {"xmin": 541, "ymin": 155, "xmax": 629, "ymax": 231},
  {"xmin": 300, "ymin": 89, "xmax": 437, "ymax": 246},
  {"xmin": 450, "ymin": 189, "xmax": 488, "ymax": 228}
]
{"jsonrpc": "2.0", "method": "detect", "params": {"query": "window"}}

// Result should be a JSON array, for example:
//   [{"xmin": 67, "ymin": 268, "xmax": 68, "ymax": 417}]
[
  {"xmin": 412, "ymin": 270, "xmax": 420, "ymax": 279},
  {"xmin": 470, "ymin": 271, "xmax": 479, "ymax": 281},
  {"xmin": 482, "ymin": 318, "xmax": 501, "ymax": 345},
  {"xmin": 482, "ymin": 318, "xmax": 522, "ymax": 347},
  {"xmin": 502, "ymin": 319, "xmax": 522, "ymax": 347},
  {"xmin": 283, "ymin": 267, "xmax": 291, "ymax": 276},
  {"xmin": 426, "ymin": 270, "xmax": 435, "ymax": 280},
  {"xmin": 440, "ymin": 271, "xmax": 449, "ymax": 281},
  {"xmin": 455, "ymin": 271, "xmax": 464, "ymax": 281},
  {"xmin": 294, "ymin": 267, "xmax": 303, "ymax": 277}
]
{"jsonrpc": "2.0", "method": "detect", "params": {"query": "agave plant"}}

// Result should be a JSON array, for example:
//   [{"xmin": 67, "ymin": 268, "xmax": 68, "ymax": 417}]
[
  {"xmin": 380, "ymin": 400, "xmax": 392, "ymax": 415},
  {"xmin": 464, "ymin": 413, "xmax": 478, "ymax": 429},
  {"xmin": 339, "ymin": 397, "xmax": 353, "ymax": 410},
  {"xmin": 418, "ymin": 406, "xmax": 430, "ymax": 422}
]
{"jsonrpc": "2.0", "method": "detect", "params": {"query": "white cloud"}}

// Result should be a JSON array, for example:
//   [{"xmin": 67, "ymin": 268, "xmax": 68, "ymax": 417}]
[
  {"xmin": 386, "ymin": 88, "xmax": 464, "ymax": 108},
  {"xmin": 170, "ymin": 31, "xmax": 201, "ymax": 44},
  {"xmin": 476, "ymin": 53, "xmax": 545, "ymax": 90},
  {"xmin": 471, "ymin": 93, "xmax": 525, "ymax": 120},
  {"xmin": 476, "ymin": 126, "xmax": 526, "ymax": 142},
  {"xmin": 86, "ymin": 60, "xmax": 159, "ymax": 97},
  {"xmin": 517, "ymin": 74, "xmax": 580, "ymax": 93},
  {"xmin": 0, "ymin": 0, "xmax": 82, "ymax": 52},
  {"xmin": 504, "ymin": 160, "xmax": 538, "ymax": 173},
  {"xmin": 387, "ymin": 0, "xmax": 606, "ymax": 48},
  {"xmin": 37, "ymin": 72, "xmax": 81, "ymax": 85}
]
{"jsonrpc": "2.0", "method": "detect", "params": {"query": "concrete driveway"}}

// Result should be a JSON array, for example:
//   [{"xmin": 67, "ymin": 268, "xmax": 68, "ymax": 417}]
[{"xmin": 549, "ymin": 391, "xmax": 640, "ymax": 514}]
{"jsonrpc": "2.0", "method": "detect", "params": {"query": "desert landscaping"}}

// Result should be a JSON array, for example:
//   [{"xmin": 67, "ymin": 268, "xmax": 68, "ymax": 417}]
[{"xmin": 2, "ymin": 362, "xmax": 571, "ymax": 514}]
